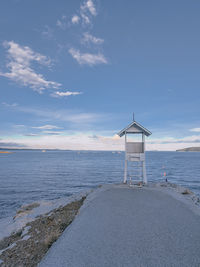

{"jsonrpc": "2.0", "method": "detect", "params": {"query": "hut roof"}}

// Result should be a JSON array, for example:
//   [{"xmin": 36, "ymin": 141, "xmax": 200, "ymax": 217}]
[{"xmin": 117, "ymin": 120, "xmax": 152, "ymax": 137}]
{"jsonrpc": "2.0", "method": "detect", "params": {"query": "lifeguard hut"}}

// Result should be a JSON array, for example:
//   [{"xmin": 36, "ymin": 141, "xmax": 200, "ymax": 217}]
[{"xmin": 117, "ymin": 115, "xmax": 152, "ymax": 184}]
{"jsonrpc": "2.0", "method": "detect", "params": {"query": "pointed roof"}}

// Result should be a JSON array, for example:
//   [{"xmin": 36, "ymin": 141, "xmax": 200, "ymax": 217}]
[{"xmin": 117, "ymin": 120, "xmax": 152, "ymax": 137}]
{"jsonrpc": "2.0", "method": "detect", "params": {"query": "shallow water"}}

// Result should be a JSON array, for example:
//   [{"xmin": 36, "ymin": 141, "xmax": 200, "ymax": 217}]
[{"xmin": 0, "ymin": 150, "xmax": 200, "ymax": 219}]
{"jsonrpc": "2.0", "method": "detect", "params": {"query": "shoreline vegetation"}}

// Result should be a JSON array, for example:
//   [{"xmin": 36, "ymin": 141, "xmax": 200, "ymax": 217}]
[{"xmin": 0, "ymin": 183, "xmax": 199, "ymax": 267}]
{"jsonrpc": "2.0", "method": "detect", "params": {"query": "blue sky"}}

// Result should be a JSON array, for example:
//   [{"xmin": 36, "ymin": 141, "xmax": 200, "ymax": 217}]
[{"xmin": 0, "ymin": 0, "xmax": 200, "ymax": 150}]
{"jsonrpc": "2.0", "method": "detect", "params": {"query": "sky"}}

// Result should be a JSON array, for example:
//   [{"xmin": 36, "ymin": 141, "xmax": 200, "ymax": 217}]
[{"xmin": 0, "ymin": 0, "xmax": 200, "ymax": 151}]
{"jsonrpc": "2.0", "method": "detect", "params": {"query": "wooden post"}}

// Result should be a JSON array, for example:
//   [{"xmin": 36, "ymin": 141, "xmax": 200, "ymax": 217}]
[
  {"xmin": 124, "ymin": 131, "xmax": 127, "ymax": 183},
  {"xmin": 142, "ymin": 133, "xmax": 147, "ymax": 184}
]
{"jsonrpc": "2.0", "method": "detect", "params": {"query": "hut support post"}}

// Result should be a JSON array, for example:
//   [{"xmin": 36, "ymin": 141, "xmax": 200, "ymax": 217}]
[
  {"xmin": 142, "ymin": 133, "xmax": 147, "ymax": 184},
  {"xmin": 124, "ymin": 131, "xmax": 127, "ymax": 183}
]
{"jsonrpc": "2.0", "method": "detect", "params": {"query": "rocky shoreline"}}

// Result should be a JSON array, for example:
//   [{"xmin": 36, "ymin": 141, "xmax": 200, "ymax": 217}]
[{"xmin": 0, "ymin": 197, "xmax": 86, "ymax": 267}]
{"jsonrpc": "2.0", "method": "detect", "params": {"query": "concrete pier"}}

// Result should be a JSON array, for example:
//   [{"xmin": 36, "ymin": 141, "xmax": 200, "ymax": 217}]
[{"xmin": 39, "ymin": 184, "xmax": 200, "ymax": 267}]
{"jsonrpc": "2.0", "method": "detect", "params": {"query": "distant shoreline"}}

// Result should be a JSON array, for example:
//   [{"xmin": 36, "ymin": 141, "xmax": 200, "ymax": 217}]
[
  {"xmin": 176, "ymin": 147, "xmax": 200, "ymax": 152},
  {"xmin": 0, "ymin": 148, "xmax": 195, "ymax": 152}
]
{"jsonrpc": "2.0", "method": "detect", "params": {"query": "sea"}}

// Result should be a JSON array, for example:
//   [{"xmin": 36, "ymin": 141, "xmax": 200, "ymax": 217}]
[{"xmin": 0, "ymin": 150, "xmax": 200, "ymax": 220}]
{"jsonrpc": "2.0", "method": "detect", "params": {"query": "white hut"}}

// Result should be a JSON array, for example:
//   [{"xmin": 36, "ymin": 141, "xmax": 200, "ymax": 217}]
[{"xmin": 117, "ymin": 116, "xmax": 152, "ymax": 184}]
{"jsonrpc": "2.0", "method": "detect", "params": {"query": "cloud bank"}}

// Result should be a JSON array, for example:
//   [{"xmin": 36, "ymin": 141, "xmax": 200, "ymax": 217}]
[
  {"xmin": 1, "ymin": 133, "xmax": 200, "ymax": 151},
  {"xmin": 0, "ymin": 133, "xmax": 123, "ymax": 150},
  {"xmin": 190, "ymin": 128, "xmax": 200, "ymax": 132}
]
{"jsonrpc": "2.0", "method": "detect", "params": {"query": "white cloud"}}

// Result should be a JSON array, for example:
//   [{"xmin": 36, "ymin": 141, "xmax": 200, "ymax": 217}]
[
  {"xmin": 72, "ymin": 15, "xmax": 80, "ymax": 24},
  {"xmin": 0, "ymin": 41, "xmax": 61, "ymax": 93},
  {"xmin": 41, "ymin": 26, "xmax": 54, "ymax": 39},
  {"xmin": 80, "ymin": 13, "xmax": 91, "ymax": 25},
  {"xmin": 81, "ymin": 0, "xmax": 97, "ymax": 16},
  {"xmin": 71, "ymin": 0, "xmax": 96, "ymax": 26},
  {"xmin": 56, "ymin": 20, "xmax": 65, "ymax": 29},
  {"xmin": 51, "ymin": 91, "xmax": 82, "ymax": 97},
  {"xmin": 69, "ymin": 48, "xmax": 107, "ymax": 66},
  {"xmin": 81, "ymin": 32, "xmax": 104, "ymax": 45},
  {"xmin": 41, "ymin": 131, "xmax": 63, "ymax": 135},
  {"xmin": 190, "ymin": 128, "xmax": 200, "ymax": 132},
  {"xmin": 11, "ymin": 105, "xmax": 102, "ymax": 124},
  {"xmin": 24, "ymin": 133, "xmax": 40, "ymax": 136},
  {"xmin": 56, "ymin": 15, "xmax": 68, "ymax": 30},
  {"xmin": 4, "ymin": 41, "xmax": 50, "ymax": 66},
  {"xmin": 32, "ymin": 125, "xmax": 62, "ymax": 130},
  {"xmin": 2, "ymin": 102, "xmax": 18, "ymax": 107}
]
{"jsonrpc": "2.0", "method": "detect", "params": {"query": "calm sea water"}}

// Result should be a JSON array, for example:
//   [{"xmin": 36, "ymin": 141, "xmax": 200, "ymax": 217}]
[{"xmin": 0, "ymin": 150, "xmax": 200, "ymax": 219}]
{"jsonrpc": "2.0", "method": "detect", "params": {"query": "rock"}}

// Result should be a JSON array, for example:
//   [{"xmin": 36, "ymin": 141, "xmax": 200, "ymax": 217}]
[
  {"xmin": 0, "ymin": 197, "xmax": 86, "ymax": 267},
  {"xmin": 14, "ymin": 203, "xmax": 40, "ymax": 219},
  {"xmin": 181, "ymin": 189, "xmax": 192, "ymax": 195}
]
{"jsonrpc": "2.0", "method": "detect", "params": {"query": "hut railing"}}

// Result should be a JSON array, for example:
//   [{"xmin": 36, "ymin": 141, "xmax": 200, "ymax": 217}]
[{"xmin": 126, "ymin": 142, "xmax": 144, "ymax": 153}]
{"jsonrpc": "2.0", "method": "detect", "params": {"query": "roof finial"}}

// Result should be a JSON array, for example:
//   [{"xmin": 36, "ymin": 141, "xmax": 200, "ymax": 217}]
[{"xmin": 133, "ymin": 112, "xmax": 135, "ymax": 121}]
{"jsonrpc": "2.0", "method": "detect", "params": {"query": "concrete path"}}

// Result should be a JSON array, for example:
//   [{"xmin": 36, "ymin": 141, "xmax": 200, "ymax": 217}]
[{"xmin": 39, "ymin": 185, "xmax": 200, "ymax": 267}]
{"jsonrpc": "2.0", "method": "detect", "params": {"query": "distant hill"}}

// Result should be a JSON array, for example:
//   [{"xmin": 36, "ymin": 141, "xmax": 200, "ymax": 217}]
[{"xmin": 176, "ymin": 147, "xmax": 200, "ymax": 152}]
